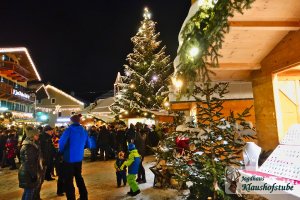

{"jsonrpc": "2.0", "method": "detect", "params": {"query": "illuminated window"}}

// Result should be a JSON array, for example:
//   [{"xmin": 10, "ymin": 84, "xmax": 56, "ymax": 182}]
[{"xmin": 51, "ymin": 98, "xmax": 56, "ymax": 104}]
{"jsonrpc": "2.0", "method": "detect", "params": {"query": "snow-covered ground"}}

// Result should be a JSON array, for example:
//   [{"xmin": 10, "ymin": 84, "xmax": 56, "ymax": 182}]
[{"xmin": 0, "ymin": 155, "xmax": 183, "ymax": 200}]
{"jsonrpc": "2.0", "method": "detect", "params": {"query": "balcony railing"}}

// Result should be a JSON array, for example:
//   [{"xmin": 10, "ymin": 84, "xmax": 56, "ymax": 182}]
[
  {"xmin": 0, "ymin": 61, "xmax": 32, "ymax": 81},
  {"xmin": 0, "ymin": 82, "xmax": 34, "ymax": 103},
  {"xmin": 0, "ymin": 82, "xmax": 12, "ymax": 94}
]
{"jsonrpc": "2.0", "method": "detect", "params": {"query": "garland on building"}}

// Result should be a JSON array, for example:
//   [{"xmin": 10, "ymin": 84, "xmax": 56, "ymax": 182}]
[
  {"xmin": 110, "ymin": 8, "xmax": 173, "ymax": 116},
  {"xmin": 175, "ymin": 0, "xmax": 254, "ymax": 94}
]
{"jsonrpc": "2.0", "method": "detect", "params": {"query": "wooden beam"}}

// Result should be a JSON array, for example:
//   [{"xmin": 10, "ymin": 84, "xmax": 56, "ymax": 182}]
[
  {"xmin": 209, "ymin": 63, "xmax": 261, "ymax": 71},
  {"xmin": 278, "ymin": 76, "xmax": 300, "ymax": 81},
  {"xmin": 209, "ymin": 70, "xmax": 252, "ymax": 81},
  {"xmin": 229, "ymin": 21, "xmax": 300, "ymax": 31},
  {"xmin": 278, "ymin": 70, "xmax": 300, "ymax": 77}
]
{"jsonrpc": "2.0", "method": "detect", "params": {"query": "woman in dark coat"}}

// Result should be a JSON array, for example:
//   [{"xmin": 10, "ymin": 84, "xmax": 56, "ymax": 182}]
[
  {"xmin": 18, "ymin": 128, "xmax": 40, "ymax": 200},
  {"xmin": 135, "ymin": 127, "xmax": 147, "ymax": 183}
]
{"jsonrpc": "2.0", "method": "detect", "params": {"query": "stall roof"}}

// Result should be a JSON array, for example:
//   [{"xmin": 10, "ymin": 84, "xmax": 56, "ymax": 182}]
[{"xmin": 92, "ymin": 97, "xmax": 114, "ymax": 112}]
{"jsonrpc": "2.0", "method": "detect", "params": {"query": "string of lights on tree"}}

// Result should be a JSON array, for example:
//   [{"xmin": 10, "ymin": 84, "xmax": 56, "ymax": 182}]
[
  {"xmin": 110, "ymin": 7, "xmax": 173, "ymax": 118},
  {"xmin": 174, "ymin": 0, "xmax": 254, "ymax": 94}
]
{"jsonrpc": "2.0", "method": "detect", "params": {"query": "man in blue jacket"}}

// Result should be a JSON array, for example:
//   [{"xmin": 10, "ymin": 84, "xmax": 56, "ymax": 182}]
[{"xmin": 59, "ymin": 114, "xmax": 89, "ymax": 200}]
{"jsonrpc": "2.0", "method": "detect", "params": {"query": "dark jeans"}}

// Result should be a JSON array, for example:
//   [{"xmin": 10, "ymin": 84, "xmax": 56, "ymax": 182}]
[
  {"xmin": 137, "ymin": 157, "xmax": 146, "ymax": 181},
  {"xmin": 33, "ymin": 166, "xmax": 46, "ymax": 200},
  {"xmin": 55, "ymin": 157, "xmax": 64, "ymax": 194},
  {"xmin": 64, "ymin": 161, "xmax": 88, "ymax": 200},
  {"xmin": 90, "ymin": 149, "xmax": 97, "ymax": 161},
  {"xmin": 99, "ymin": 143, "xmax": 110, "ymax": 160},
  {"xmin": 22, "ymin": 188, "xmax": 35, "ymax": 200},
  {"xmin": 116, "ymin": 170, "xmax": 127, "ymax": 186},
  {"xmin": 8, "ymin": 157, "xmax": 16, "ymax": 169},
  {"xmin": 45, "ymin": 158, "xmax": 54, "ymax": 179},
  {"xmin": 1, "ymin": 151, "xmax": 7, "ymax": 167}
]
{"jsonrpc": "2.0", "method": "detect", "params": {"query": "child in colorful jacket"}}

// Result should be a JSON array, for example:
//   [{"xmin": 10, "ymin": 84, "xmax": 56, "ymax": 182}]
[
  {"xmin": 114, "ymin": 151, "xmax": 127, "ymax": 187},
  {"xmin": 120, "ymin": 143, "xmax": 141, "ymax": 196}
]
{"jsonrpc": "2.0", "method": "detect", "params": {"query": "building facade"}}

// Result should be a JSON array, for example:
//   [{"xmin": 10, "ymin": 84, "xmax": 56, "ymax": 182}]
[
  {"xmin": 174, "ymin": 0, "xmax": 300, "ymax": 150},
  {"xmin": 36, "ymin": 84, "xmax": 85, "ymax": 126},
  {"xmin": 0, "ymin": 47, "xmax": 41, "ymax": 123}
]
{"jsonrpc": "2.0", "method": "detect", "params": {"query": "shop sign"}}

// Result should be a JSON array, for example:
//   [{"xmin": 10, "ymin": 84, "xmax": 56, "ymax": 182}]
[
  {"xmin": 12, "ymin": 111, "xmax": 33, "ymax": 119},
  {"xmin": 12, "ymin": 89, "xmax": 30, "ymax": 99},
  {"xmin": 57, "ymin": 117, "xmax": 70, "ymax": 123}
]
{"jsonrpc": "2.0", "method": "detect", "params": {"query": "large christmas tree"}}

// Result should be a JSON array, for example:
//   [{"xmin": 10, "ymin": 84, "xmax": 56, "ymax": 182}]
[{"xmin": 111, "ymin": 8, "xmax": 173, "ymax": 115}]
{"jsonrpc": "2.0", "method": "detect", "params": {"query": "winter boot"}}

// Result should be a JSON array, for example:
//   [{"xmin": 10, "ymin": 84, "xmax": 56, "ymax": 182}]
[
  {"xmin": 130, "ymin": 189, "xmax": 140, "ymax": 196},
  {"xmin": 127, "ymin": 188, "xmax": 133, "ymax": 195}
]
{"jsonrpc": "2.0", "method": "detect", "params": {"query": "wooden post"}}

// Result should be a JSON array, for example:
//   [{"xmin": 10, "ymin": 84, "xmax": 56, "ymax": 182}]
[{"xmin": 252, "ymin": 30, "xmax": 300, "ymax": 150}]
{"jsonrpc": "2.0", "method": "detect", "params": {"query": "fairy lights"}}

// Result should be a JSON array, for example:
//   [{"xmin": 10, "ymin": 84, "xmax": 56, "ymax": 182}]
[
  {"xmin": 130, "ymin": 84, "xmax": 135, "ymax": 89},
  {"xmin": 36, "ymin": 84, "xmax": 50, "ymax": 99},
  {"xmin": 0, "ymin": 47, "xmax": 41, "ymax": 81},
  {"xmin": 45, "ymin": 85, "xmax": 84, "ymax": 106},
  {"xmin": 143, "ymin": 7, "xmax": 151, "ymax": 19}
]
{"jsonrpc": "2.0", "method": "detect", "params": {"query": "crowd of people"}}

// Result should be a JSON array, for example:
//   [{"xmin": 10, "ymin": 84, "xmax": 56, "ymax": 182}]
[
  {"xmin": 0, "ymin": 116, "xmax": 163, "ymax": 199},
  {"xmin": 87, "ymin": 123, "xmax": 160, "ymax": 163},
  {"xmin": 17, "ymin": 114, "xmax": 89, "ymax": 200}
]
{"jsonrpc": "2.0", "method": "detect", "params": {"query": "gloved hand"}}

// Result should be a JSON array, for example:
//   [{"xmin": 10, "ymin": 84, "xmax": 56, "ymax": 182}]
[{"xmin": 31, "ymin": 175, "xmax": 37, "ymax": 183}]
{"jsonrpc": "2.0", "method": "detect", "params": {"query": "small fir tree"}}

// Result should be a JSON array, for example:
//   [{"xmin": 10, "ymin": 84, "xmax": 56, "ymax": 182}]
[
  {"xmin": 111, "ymin": 8, "xmax": 173, "ymax": 115},
  {"xmin": 153, "ymin": 82, "xmax": 255, "ymax": 199}
]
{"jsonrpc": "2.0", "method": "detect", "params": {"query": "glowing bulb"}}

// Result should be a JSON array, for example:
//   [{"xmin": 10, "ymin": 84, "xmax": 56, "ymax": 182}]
[
  {"xmin": 144, "ymin": 112, "xmax": 148, "ymax": 116},
  {"xmin": 172, "ymin": 78, "xmax": 183, "ymax": 89},
  {"xmin": 40, "ymin": 115, "xmax": 48, "ymax": 121},
  {"xmin": 189, "ymin": 47, "xmax": 199, "ymax": 57},
  {"xmin": 119, "ymin": 114, "xmax": 123, "ymax": 118},
  {"xmin": 147, "ymin": 97, "xmax": 151, "ymax": 101},
  {"xmin": 143, "ymin": 7, "xmax": 151, "ymax": 19},
  {"xmin": 152, "ymin": 75, "xmax": 158, "ymax": 81},
  {"xmin": 130, "ymin": 84, "xmax": 135, "ymax": 89},
  {"xmin": 164, "ymin": 102, "xmax": 170, "ymax": 107},
  {"xmin": 125, "ymin": 111, "xmax": 129, "ymax": 115},
  {"xmin": 152, "ymin": 114, "xmax": 155, "ymax": 118}
]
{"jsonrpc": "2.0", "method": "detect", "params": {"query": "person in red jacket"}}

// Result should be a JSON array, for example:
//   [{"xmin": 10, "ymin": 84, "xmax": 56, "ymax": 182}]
[{"xmin": 5, "ymin": 133, "xmax": 18, "ymax": 170}]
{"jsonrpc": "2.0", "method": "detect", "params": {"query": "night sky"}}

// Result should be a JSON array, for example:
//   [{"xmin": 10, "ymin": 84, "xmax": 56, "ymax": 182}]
[{"xmin": 0, "ymin": 0, "xmax": 190, "ymax": 102}]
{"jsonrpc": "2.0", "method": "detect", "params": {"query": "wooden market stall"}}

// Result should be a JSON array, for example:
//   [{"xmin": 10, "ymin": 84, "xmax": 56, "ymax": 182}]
[{"xmin": 185, "ymin": 0, "xmax": 300, "ymax": 150}]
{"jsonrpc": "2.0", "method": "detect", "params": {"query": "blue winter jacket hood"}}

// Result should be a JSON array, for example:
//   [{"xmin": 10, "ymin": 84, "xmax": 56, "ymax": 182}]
[{"xmin": 59, "ymin": 123, "xmax": 89, "ymax": 163}]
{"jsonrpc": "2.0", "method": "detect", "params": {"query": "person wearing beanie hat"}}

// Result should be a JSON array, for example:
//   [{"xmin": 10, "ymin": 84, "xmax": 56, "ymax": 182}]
[
  {"xmin": 18, "ymin": 127, "xmax": 40, "ymax": 200},
  {"xmin": 128, "ymin": 143, "xmax": 136, "ymax": 151},
  {"xmin": 120, "ymin": 143, "xmax": 141, "ymax": 196},
  {"xmin": 59, "ymin": 113, "xmax": 89, "ymax": 200},
  {"xmin": 70, "ymin": 114, "xmax": 82, "ymax": 124},
  {"xmin": 26, "ymin": 128, "xmax": 40, "ymax": 139}
]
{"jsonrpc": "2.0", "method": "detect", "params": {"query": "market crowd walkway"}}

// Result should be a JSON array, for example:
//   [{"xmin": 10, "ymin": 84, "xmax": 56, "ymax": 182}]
[{"xmin": 0, "ymin": 156, "xmax": 181, "ymax": 200}]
